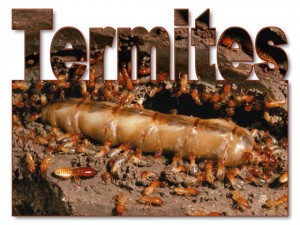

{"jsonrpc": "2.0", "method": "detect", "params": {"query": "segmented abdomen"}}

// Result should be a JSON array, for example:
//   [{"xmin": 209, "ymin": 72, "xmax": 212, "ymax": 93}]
[{"xmin": 42, "ymin": 98, "xmax": 255, "ymax": 166}]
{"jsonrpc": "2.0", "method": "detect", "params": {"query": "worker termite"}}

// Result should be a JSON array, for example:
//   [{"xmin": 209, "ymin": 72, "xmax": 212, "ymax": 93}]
[
  {"xmin": 142, "ymin": 180, "xmax": 161, "ymax": 196},
  {"xmin": 216, "ymin": 157, "xmax": 226, "ymax": 181},
  {"xmin": 138, "ymin": 196, "xmax": 164, "ymax": 206},
  {"xmin": 25, "ymin": 152, "xmax": 36, "ymax": 174},
  {"xmin": 101, "ymin": 172, "xmax": 112, "ymax": 184},
  {"xmin": 279, "ymin": 171, "xmax": 288, "ymax": 184},
  {"xmin": 264, "ymin": 195, "xmax": 288, "ymax": 209},
  {"xmin": 115, "ymin": 191, "xmax": 127, "ymax": 216},
  {"xmin": 188, "ymin": 151, "xmax": 199, "ymax": 176},
  {"xmin": 140, "ymin": 171, "xmax": 159, "ymax": 185},
  {"xmin": 186, "ymin": 208, "xmax": 222, "ymax": 216},
  {"xmin": 231, "ymin": 190, "xmax": 251, "ymax": 211},
  {"xmin": 264, "ymin": 100, "xmax": 286, "ymax": 109},
  {"xmin": 205, "ymin": 160, "xmax": 215, "ymax": 185},
  {"xmin": 183, "ymin": 173, "xmax": 206, "ymax": 187},
  {"xmin": 173, "ymin": 187, "xmax": 198, "ymax": 196},
  {"xmin": 226, "ymin": 169, "xmax": 245, "ymax": 191},
  {"xmin": 40, "ymin": 155, "xmax": 55, "ymax": 173}
]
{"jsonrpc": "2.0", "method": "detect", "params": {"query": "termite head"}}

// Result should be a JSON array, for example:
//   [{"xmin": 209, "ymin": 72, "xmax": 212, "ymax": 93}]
[
  {"xmin": 188, "ymin": 151, "xmax": 196, "ymax": 163},
  {"xmin": 154, "ymin": 149, "xmax": 163, "ymax": 159},
  {"xmin": 172, "ymin": 153, "xmax": 182, "ymax": 165},
  {"xmin": 101, "ymin": 172, "xmax": 112, "ymax": 184},
  {"xmin": 201, "ymin": 92, "xmax": 211, "ymax": 102},
  {"xmin": 210, "ymin": 92, "xmax": 220, "ymax": 104},
  {"xmin": 244, "ymin": 104, "xmax": 252, "ymax": 112},
  {"xmin": 220, "ymin": 37, "xmax": 234, "ymax": 48},
  {"xmin": 241, "ymin": 152, "xmax": 253, "ymax": 163},
  {"xmin": 205, "ymin": 160, "xmax": 213, "ymax": 171},
  {"xmin": 104, "ymin": 139, "xmax": 112, "ymax": 147},
  {"xmin": 223, "ymin": 84, "xmax": 231, "ymax": 94}
]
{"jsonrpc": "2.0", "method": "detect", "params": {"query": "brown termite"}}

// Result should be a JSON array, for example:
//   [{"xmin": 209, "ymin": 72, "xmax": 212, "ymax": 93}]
[
  {"xmin": 179, "ymin": 74, "xmax": 190, "ymax": 94},
  {"xmin": 40, "ymin": 155, "xmax": 55, "ymax": 173},
  {"xmin": 279, "ymin": 171, "xmax": 288, "ymax": 184},
  {"xmin": 25, "ymin": 152, "xmax": 36, "ymax": 174},
  {"xmin": 115, "ymin": 191, "xmax": 127, "ymax": 216},
  {"xmin": 205, "ymin": 160, "xmax": 215, "ymax": 185},
  {"xmin": 101, "ymin": 172, "xmax": 112, "ymax": 184},
  {"xmin": 226, "ymin": 169, "xmax": 245, "ymax": 191},
  {"xmin": 264, "ymin": 194, "xmax": 288, "ymax": 209},
  {"xmin": 183, "ymin": 173, "xmax": 206, "ymax": 187},
  {"xmin": 140, "ymin": 171, "xmax": 159, "ymax": 184},
  {"xmin": 173, "ymin": 187, "xmax": 198, "ymax": 196},
  {"xmin": 191, "ymin": 89, "xmax": 202, "ymax": 105},
  {"xmin": 138, "ymin": 196, "xmax": 164, "ymax": 206},
  {"xmin": 231, "ymin": 190, "xmax": 250, "ymax": 211},
  {"xmin": 216, "ymin": 157, "xmax": 226, "ymax": 181},
  {"xmin": 188, "ymin": 151, "xmax": 199, "ymax": 176},
  {"xmin": 12, "ymin": 81, "xmax": 31, "ymax": 91},
  {"xmin": 187, "ymin": 208, "xmax": 222, "ymax": 216},
  {"xmin": 143, "ymin": 180, "xmax": 161, "ymax": 196}
]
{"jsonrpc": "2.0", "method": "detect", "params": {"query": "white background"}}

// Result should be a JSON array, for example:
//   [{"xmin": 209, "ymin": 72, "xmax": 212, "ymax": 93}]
[{"xmin": 0, "ymin": 0, "xmax": 299, "ymax": 224}]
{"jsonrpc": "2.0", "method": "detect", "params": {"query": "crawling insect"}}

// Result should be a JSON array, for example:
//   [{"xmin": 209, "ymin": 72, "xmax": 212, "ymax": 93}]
[
  {"xmin": 205, "ymin": 160, "xmax": 215, "ymax": 185},
  {"xmin": 279, "ymin": 171, "xmax": 288, "ymax": 184},
  {"xmin": 188, "ymin": 151, "xmax": 199, "ymax": 176},
  {"xmin": 186, "ymin": 208, "xmax": 222, "ymax": 216},
  {"xmin": 115, "ymin": 191, "xmax": 127, "ymax": 216},
  {"xmin": 25, "ymin": 152, "xmax": 36, "ymax": 174},
  {"xmin": 231, "ymin": 190, "xmax": 250, "ymax": 211},
  {"xmin": 226, "ymin": 169, "xmax": 245, "ymax": 191},
  {"xmin": 264, "ymin": 195, "xmax": 288, "ymax": 209},
  {"xmin": 54, "ymin": 167, "xmax": 96, "ymax": 180},
  {"xmin": 40, "ymin": 155, "xmax": 55, "ymax": 173},
  {"xmin": 173, "ymin": 187, "xmax": 198, "ymax": 196},
  {"xmin": 143, "ymin": 180, "xmax": 161, "ymax": 196},
  {"xmin": 101, "ymin": 172, "xmax": 112, "ymax": 184},
  {"xmin": 216, "ymin": 157, "xmax": 226, "ymax": 181},
  {"xmin": 140, "ymin": 171, "xmax": 159, "ymax": 185},
  {"xmin": 183, "ymin": 173, "xmax": 206, "ymax": 187},
  {"xmin": 138, "ymin": 196, "xmax": 164, "ymax": 206}
]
